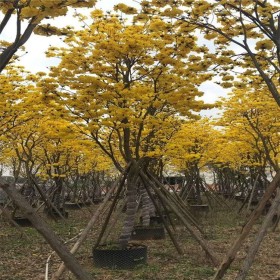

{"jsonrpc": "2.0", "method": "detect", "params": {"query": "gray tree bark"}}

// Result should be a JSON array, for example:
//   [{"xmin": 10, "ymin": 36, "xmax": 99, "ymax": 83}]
[{"xmin": 119, "ymin": 161, "xmax": 139, "ymax": 247}]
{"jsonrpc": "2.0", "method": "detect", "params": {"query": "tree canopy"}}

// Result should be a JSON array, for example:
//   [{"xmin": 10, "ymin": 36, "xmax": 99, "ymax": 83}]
[
  {"xmin": 42, "ymin": 9, "xmax": 213, "ymax": 171},
  {"xmin": 1, "ymin": 2, "xmax": 280, "ymax": 280},
  {"xmin": 0, "ymin": 0, "xmax": 96, "ymax": 72},
  {"xmin": 132, "ymin": 0, "xmax": 280, "ymax": 107}
]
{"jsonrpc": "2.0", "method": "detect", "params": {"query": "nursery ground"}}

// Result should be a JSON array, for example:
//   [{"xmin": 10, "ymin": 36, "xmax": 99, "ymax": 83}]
[{"xmin": 1, "ymin": 200, "xmax": 280, "ymax": 280}]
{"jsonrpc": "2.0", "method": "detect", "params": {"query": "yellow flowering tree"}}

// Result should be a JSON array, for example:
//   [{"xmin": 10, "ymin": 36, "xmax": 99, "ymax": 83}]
[
  {"xmin": 138, "ymin": 0, "xmax": 280, "ymax": 107},
  {"xmin": 164, "ymin": 119, "xmax": 216, "ymax": 202},
  {"xmin": 208, "ymin": 81, "xmax": 280, "ymax": 278},
  {"xmin": 219, "ymin": 82, "xmax": 280, "ymax": 170},
  {"xmin": 41, "ymin": 9, "xmax": 216, "ymax": 253},
  {"xmin": 0, "ymin": 65, "xmax": 39, "ymax": 136},
  {"xmin": 46, "ymin": 10, "xmax": 212, "ymax": 169}
]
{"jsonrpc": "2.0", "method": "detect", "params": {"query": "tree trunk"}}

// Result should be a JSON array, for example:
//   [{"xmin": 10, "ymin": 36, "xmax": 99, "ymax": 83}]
[
  {"xmin": 52, "ymin": 177, "xmax": 64, "ymax": 209},
  {"xmin": 0, "ymin": 183, "xmax": 91, "ymax": 280},
  {"xmin": 140, "ymin": 184, "xmax": 151, "ymax": 226},
  {"xmin": 30, "ymin": 175, "xmax": 65, "ymax": 220},
  {"xmin": 119, "ymin": 161, "xmax": 140, "ymax": 247},
  {"xmin": 246, "ymin": 174, "xmax": 259, "ymax": 213},
  {"xmin": 0, "ymin": 22, "xmax": 37, "ymax": 73}
]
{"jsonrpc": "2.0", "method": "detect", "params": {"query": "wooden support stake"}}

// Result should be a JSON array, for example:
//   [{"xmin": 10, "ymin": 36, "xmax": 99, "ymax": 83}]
[
  {"xmin": 213, "ymin": 170, "xmax": 280, "ymax": 280},
  {"xmin": 0, "ymin": 183, "xmax": 91, "ymax": 280},
  {"xmin": 52, "ymin": 170, "xmax": 129, "ymax": 280},
  {"xmin": 141, "ymin": 175, "xmax": 183, "ymax": 255},
  {"xmin": 140, "ymin": 170, "xmax": 219, "ymax": 267},
  {"xmin": 235, "ymin": 188, "xmax": 280, "ymax": 280}
]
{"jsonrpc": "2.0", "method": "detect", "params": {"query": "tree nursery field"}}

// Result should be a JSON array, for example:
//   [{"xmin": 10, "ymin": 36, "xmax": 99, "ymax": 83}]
[
  {"xmin": 1, "ymin": 199, "xmax": 280, "ymax": 280},
  {"xmin": 1, "ymin": 1, "xmax": 280, "ymax": 280}
]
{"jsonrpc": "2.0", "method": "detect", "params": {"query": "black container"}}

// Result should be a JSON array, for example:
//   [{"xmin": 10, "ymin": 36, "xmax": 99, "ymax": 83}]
[
  {"xmin": 13, "ymin": 217, "xmax": 32, "ymax": 227},
  {"xmin": 149, "ymin": 216, "xmax": 165, "ymax": 226},
  {"xmin": 93, "ymin": 243, "xmax": 147, "ymax": 269},
  {"xmin": 46, "ymin": 208, "xmax": 69, "ymax": 218},
  {"xmin": 190, "ymin": 204, "xmax": 209, "ymax": 212},
  {"xmin": 64, "ymin": 202, "xmax": 82, "ymax": 210},
  {"xmin": 93, "ymin": 198, "xmax": 103, "ymax": 204},
  {"xmin": 131, "ymin": 225, "xmax": 165, "ymax": 240}
]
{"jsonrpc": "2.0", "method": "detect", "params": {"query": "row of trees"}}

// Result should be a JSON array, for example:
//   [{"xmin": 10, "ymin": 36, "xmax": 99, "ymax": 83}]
[
  {"xmin": 1, "ymin": 17, "xmax": 279, "ymax": 185},
  {"xmin": 1, "ymin": 1, "xmax": 279, "ymax": 188},
  {"xmin": 1, "ymin": 1, "xmax": 280, "ymax": 279},
  {"xmin": 1, "ymin": 61, "xmax": 279, "ymax": 208}
]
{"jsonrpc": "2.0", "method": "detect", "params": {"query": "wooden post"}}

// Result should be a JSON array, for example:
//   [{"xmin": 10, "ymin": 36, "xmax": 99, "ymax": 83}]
[
  {"xmin": 213, "ymin": 170, "xmax": 280, "ymax": 280},
  {"xmin": 246, "ymin": 174, "xmax": 259, "ymax": 213},
  {"xmin": 94, "ymin": 174, "xmax": 126, "ymax": 249},
  {"xmin": 140, "ymin": 170, "xmax": 219, "ymax": 267},
  {"xmin": 235, "ymin": 188, "xmax": 280, "ymax": 279},
  {"xmin": 141, "ymin": 175, "xmax": 183, "ymax": 255},
  {"xmin": 52, "ymin": 176, "xmax": 123, "ymax": 280},
  {"xmin": 149, "ymin": 172, "xmax": 204, "ymax": 233},
  {"xmin": 0, "ymin": 183, "xmax": 91, "ymax": 280}
]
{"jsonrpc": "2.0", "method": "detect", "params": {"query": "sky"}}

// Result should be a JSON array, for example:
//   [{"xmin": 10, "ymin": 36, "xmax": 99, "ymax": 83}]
[
  {"xmin": 1, "ymin": 0, "xmax": 228, "ymax": 115},
  {"xmin": 3, "ymin": 0, "xmax": 131, "ymax": 72}
]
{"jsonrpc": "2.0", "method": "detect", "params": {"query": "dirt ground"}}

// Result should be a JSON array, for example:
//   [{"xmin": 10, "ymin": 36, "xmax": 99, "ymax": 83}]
[{"xmin": 1, "ymin": 201, "xmax": 280, "ymax": 280}]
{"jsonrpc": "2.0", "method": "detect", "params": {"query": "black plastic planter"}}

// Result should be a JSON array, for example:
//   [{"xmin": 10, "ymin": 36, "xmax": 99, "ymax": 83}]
[
  {"xmin": 46, "ymin": 208, "xmax": 69, "ymax": 218},
  {"xmin": 64, "ymin": 202, "xmax": 82, "ymax": 210},
  {"xmin": 93, "ymin": 243, "xmax": 147, "ymax": 269},
  {"xmin": 131, "ymin": 225, "xmax": 165, "ymax": 240},
  {"xmin": 149, "ymin": 216, "xmax": 166, "ymax": 226},
  {"xmin": 13, "ymin": 217, "xmax": 32, "ymax": 227},
  {"xmin": 190, "ymin": 204, "xmax": 209, "ymax": 214},
  {"xmin": 93, "ymin": 198, "xmax": 103, "ymax": 204}
]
